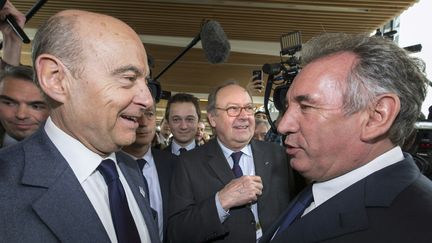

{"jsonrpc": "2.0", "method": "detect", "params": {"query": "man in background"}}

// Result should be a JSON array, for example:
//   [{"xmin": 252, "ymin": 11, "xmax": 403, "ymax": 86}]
[
  {"xmin": 122, "ymin": 104, "xmax": 178, "ymax": 242},
  {"xmin": 156, "ymin": 117, "xmax": 171, "ymax": 149},
  {"xmin": 0, "ymin": 65, "xmax": 49, "ymax": 147},
  {"xmin": 168, "ymin": 81, "xmax": 292, "ymax": 242},
  {"xmin": 164, "ymin": 93, "xmax": 201, "ymax": 155},
  {"xmin": 0, "ymin": 10, "xmax": 159, "ymax": 242}
]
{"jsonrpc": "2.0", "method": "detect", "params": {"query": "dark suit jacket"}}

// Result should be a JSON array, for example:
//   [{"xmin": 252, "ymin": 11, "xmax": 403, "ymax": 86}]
[
  {"xmin": 151, "ymin": 148, "xmax": 178, "ymax": 242},
  {"xmin": 260, "ymin": 154, "xmax": 432, "ymax": 243},
  {"xmin": 0, "ymin": 128, "xmax": 160, "ymax": 243},
  {"xmin": 167, "ymin": 138, "xmax": 291, "ymax": 243}
]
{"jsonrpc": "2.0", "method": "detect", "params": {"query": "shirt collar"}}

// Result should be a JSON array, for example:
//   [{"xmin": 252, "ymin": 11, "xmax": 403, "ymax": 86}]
[
  {"xmin": 312, "ymin": 146, "xmax": 404, "ymax": 207},
  {"xmin": 216, "ymin": 138, "xmax": 252, "ymax": 159},
  {"xmin": 44, "ymin": 117, "xmax": 116, "ymax": 184},
  {"xmin": 172, "ymin": 139, "xmax": 196, "ymax": 153}
]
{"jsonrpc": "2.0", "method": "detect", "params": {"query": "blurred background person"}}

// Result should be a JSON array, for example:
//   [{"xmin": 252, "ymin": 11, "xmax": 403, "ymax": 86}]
[
  {"xmin": 254, "ymin": 119, "xmax": 270, "ymax": 141},
  {"xmin": 195, "ymin": 120, "xmax": 208, "ymax": 146},
  {"xmin": 156, "ymin": 117, "xmax": 171, "ymax": 149}
]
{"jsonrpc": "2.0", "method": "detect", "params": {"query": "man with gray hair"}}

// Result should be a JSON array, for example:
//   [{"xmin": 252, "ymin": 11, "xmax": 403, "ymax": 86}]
[
  {"xmin": 261, "ymin": 33, "xmax": 432, "ymax": 242},
  {"xmin": 168, "ymin": 81, "xmax": 292, "ymax": 242}
]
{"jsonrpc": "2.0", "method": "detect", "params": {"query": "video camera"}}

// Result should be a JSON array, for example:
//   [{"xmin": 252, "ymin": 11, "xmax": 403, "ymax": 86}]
[{"xmin": 262, "ymin": 31, "xmax": 302, "ymax": 132}]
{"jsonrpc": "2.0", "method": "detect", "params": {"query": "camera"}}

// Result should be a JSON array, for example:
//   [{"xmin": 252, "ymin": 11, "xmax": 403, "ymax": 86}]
[{"xmin": 261, "ymin": 31, "xmax": 302, "ymax": 132}]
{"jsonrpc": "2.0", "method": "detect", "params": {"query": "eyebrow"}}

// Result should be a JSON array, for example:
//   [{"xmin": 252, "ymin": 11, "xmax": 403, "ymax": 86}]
[
  {"xmin": 0, "ymin": 95, "xmax": 47, "ymax": 106},
  {"xmin": 111, "ymin": 65, "xmax": 146, "ymax": 78},
  {"xmin": 294, "ymin": 94, "xmax": 314, "ymax": 104}
]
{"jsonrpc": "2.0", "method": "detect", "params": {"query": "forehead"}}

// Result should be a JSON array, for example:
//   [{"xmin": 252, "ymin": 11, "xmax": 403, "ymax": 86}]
[
  {"xmin": 169, "ymin": 102, "xmax": 198, "ymax": 116},
  {"xmin": 78, "ymin": 15, "xmax": 149, "ymax": 77},
  {"xmin": 0, "ymin": 78, "xmax": 44, "ymax": 99},
  {"xmin": 288, "ymin": 52, "xmax": 356, "ymax": 104},
  {"xmin": 216, "ymin": 85, "xmax": 252, "ymax": 105}
]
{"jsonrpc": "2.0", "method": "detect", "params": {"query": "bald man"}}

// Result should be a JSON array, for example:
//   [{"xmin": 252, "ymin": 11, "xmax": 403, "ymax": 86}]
[{"xmin": 0, "ymin": 10, "xmax": 160, "ymax": 242}]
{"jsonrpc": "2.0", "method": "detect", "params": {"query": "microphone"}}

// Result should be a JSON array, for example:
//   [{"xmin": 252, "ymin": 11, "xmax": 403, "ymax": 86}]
[
  {"xmin": 262, "ymin": 63, "xmax": 282, "ymax": 75},
  {"xmin": 154, "ymin": 19, "xmax": 231, "ymax": 81},
  {"xmin": 200, "ymin": 20, "xmax": 230, "ymax": 64}
]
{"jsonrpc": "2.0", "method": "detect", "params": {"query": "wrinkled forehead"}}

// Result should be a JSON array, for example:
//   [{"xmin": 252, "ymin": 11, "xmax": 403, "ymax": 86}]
[{"xmin": 217, "ymin": 84, "xmax": 253, "ymax": 105}]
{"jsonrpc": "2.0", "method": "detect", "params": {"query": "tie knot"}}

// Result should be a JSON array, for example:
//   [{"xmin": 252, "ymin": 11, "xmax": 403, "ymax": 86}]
[
  {"xmin": 136, "ymin": 158, "xmax": 148, "ymax": 171},
  {"xmin": 231, "ymin": 151, "xmax": 243, "ymax": 165},
  {"xmin": 298, "ymin": 184, "xmax": 314, "ymax": 206},
  {"xmin": 98, "ymin": 159, "xmax": 119, "ymax": 184},
  {"xmin": 179, "ymin": 147, "xmax": 187, "ymax": 154}
]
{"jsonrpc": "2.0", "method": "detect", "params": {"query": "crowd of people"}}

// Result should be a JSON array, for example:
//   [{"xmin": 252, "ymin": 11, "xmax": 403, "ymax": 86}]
[{"xmin": 1, "ymin": 0, "xmax": 432, "ymax": 242}]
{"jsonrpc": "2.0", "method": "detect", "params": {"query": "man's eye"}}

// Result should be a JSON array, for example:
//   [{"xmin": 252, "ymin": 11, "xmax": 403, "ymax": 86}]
[
  {"xmin": 299, "ymin": 104, "xmax": 312, "ymax": 111},
  {"xmin": 0, "ymin": 100, "xmax": 15, "ymax": 107},
  {"xmin": 227, "ymin": 107, "xmax": 239, "ymax": 112},
  {"xmin": 31, "ymin": 104, "xmax": 47, "ymax": 110},
  {"xmin": 124, "ymin": 75, "xmax": 137, "ymax": 82}
]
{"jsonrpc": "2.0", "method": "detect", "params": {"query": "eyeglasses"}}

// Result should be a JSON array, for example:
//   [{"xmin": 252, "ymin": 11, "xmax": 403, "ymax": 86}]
[{"xmin": 216, "ymin": 105, "xmax": 256, "ymax": 117}]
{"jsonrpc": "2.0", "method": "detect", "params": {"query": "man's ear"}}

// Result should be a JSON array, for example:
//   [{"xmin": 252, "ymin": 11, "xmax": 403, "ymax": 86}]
[
  {"xmin": 207, "ymin": 112, "xmax": 217, "ymax": 128},
  {"xmin": 35, "ymin": 54, "xmax": 68, "ymax": 103},
  {"xmin": 360, "ymin": 94, "xmax": 400, "ymax": 142}
]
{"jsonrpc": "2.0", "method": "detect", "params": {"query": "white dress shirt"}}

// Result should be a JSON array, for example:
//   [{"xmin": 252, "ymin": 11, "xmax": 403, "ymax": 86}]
[
  {"xmin": 127, "ymin": 149, "xmax": 164, "ymax": 241},
  {"xmin": 216, "ymin": 139, "xmax": 262, "ymax": 240},
  {"xmin": 44, "ymin": 117, "xmax": 151, "ymax": 243},
  {"xmin": 304, "ymin": 146, "xmax": 405, "ymax": 215},
  {"xmin": 171, "ymin": 139, "xmax": 196, "ymax": 155}
]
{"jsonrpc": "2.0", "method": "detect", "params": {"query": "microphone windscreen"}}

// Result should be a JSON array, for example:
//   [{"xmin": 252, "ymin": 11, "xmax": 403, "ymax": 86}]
[
  {"xmin": 200, "ymin": 20, "xmax": 230, "ymax": 64},
  {"xmin": 262, "ymin": 63, "xmax": 282, "ymax": 75}
]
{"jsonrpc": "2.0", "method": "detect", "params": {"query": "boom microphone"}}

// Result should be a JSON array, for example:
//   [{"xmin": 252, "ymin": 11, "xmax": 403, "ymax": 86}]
[
  {"xmin": 154, "ymin": 19, "xmax": 231, "ymax": 81},
  {"xmin": 200, "ymin": 20, "xmax": 230, "ymax": 64}
]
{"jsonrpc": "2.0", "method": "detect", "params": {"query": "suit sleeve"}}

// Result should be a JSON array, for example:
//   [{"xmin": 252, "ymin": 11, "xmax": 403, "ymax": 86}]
[{"xmin": 167, "ymin": 158, "xmax": 228, "ymax": 243}]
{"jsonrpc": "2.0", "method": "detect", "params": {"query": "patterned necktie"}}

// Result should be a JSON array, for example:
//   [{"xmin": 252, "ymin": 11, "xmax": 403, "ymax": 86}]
[
  {"xmin": 179, "ymin": 147, "xmax": 187, "ymax": 155},
  {"xmin": 274, "ymin": 184, "xmax": 314, "ymax": 237},
  {"xmin": 136, "ymin": 158, "xmax": 151, "ymax": 202},
  {"xmin": 231, "ymin": 151, "xmax": 243, "ymax": 178},
  {"xmin": 98, "ymin": 159, "xmax": 141, "ymax": 243}
]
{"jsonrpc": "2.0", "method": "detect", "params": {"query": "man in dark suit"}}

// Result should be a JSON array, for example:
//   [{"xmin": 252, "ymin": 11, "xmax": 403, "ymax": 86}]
[
  {"xmin": 260, "ymin": 33, "xmax": 432, "ymax": 243},
  {"xmin": 168, "ymin": 81, "xmax": 292, "ymax": 242},
  {"xmin": 123, "ymin": 104, "xmax": 178, "ymax": 242},
  {"xmin": 163, "ymin": 93, "xmax": 201, "ymax": 155},
  {"xmin": 0, "ymin": 1, "xmax": 49, "ymax": 148},
  {"xmin": 0, "ymin": 10, "xmax": 160, "ymax": 242}
]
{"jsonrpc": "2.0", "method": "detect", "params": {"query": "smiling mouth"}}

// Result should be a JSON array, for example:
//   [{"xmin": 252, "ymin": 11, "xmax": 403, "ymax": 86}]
[{"xmin": 120, "ymin": 115, "xmax": 138, "ymax": 122}]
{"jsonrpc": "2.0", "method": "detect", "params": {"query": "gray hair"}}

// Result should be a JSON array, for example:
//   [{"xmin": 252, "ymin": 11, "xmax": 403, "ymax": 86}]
[
  {"xmin": 301, "ymin": 33, "xmax": 428, "ymax": 145},
  {"xmin": 207, "ymin": 79, "xmax": 253, "ymax": 115},
  {"xmin": 31, "ymin": 13, "xmax": 84, "ymax": 86}
]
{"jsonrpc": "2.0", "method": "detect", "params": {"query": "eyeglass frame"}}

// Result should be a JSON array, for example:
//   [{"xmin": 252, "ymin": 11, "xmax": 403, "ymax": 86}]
[{"xmin": 215, "ymin": 105, "xmax": 257, "ymax": 117}]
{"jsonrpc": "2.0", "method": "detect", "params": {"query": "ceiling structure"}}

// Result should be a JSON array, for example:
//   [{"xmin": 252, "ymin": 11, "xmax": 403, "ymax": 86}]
[{"xmin": 6, "ymin": 0, "xmax": 419, "ymax": 120}]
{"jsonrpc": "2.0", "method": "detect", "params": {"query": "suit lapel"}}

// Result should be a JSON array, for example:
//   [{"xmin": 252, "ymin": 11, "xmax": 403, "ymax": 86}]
[
  {"xmin": 116, "ymin": 151, "xmax": 160, "ymax": 243},
  {"xmin": 273, "ymin": 157, "xmax": 420, "ymax": 242},
  {"xmin": 206, "ymin": 139, "xmax": 234, "ymax": 185},
  {"xmin": 22, "ymin": 129, "xmax": 109, "ymax": 242},
  {"xmin": 251, "ymin": 140, "xmax": 272, "ymax": 202}
]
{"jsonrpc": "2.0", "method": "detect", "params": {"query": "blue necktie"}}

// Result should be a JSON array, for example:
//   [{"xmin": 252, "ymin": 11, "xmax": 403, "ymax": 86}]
[
  {"xmin": 136, "ymin": 158, "xmax": 150, "ymax": 202},
  {"xmin": 179, "ymin": 147, "xmax": 187, "ymax": 155},
  {"xmin": 136, "ymin": 158, "xmax": 158, "ymax": 222},
  {"xmin": 231, "ymin": 151, "xmax": 243, "ymax": 178},
  {"xmin": 98, "ymin": 159, "xmax": 141, "ymax": 243},
  {"xmin": 275, "ymin": 185, "xmax": 314, "ymax": 237}
]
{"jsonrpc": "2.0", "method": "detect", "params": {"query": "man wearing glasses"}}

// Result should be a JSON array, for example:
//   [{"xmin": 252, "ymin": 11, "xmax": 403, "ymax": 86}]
[
  {"xmin": 163, "ymin": 93, "xmax": 201, "ymax": 155},
  {"xmin": 167, "ymin": 81, "xmax": 292, "ymax": 242}
]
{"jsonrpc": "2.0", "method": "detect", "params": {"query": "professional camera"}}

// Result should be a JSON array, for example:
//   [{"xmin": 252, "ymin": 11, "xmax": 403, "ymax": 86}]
[{"xmin": 262, "ymin": 31, "xmax": 302, "ymax": 132}]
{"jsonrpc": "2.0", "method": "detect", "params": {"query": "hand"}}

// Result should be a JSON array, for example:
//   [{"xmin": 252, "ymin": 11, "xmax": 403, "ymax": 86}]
[
  {"xmin": 218, "ymin": 175, "xmax": 263, "ymax": 210},
  {"xmin": 0, "ymin": 0, "xmax": 25, "ymax": 66},
  {"xmin": 0, "ymin": 0, "xmax": 26, "ymax": 38},
  {"xmin": 246, "ymin": 77, "xmax": 264, "ymax": 94}
]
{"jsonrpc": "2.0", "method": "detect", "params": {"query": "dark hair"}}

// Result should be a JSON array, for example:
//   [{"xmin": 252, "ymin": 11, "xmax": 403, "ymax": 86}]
[
  {"xmin": 301, "ymin": 33, "xmax": 429, "ymax": 146},
  {"xmin": 0, "ymin": 65, "xmax": 34, "ymax": 84},
  {"xmin": 164, "ymin": 93, "xmax": 201, "ymax": 120}
]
